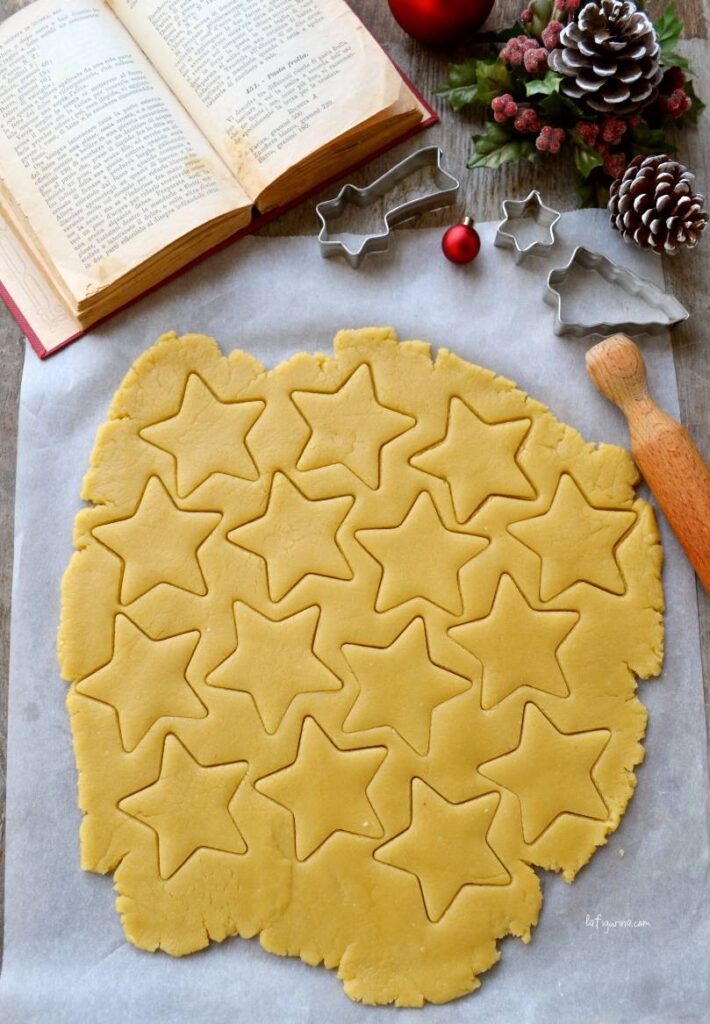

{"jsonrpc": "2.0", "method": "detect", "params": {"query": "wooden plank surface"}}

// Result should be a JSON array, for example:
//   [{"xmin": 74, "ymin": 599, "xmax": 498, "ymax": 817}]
[{"xmin": 0, "ymin": 0, "xmax": 708, "ymax": 966}]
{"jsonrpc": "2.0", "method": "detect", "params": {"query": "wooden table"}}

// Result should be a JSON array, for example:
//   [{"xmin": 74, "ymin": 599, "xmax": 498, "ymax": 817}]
[{"xmin": 1, "ymin": 0, "xmax": 708, "ymax": 957}]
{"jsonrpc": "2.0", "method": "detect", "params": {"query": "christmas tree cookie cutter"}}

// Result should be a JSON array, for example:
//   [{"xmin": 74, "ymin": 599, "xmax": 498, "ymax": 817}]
[
  {"xmin": 316, "ymin": 146, "xmax": 460, "ymax": 268},
  {"xmin": 494, "ymin": 191, "xmax": 561, "ymax": 264},
  {"xmin": 544, "ymin": 246, "xmax": 690, "ymax": 337}
]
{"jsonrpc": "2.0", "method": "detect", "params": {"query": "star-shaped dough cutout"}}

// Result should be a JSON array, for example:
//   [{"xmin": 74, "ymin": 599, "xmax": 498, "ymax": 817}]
[
  {"xmin": 411, "ymin": 398, "xmax": 535, "ymax": 522},
  {"xmin": 206, "ymin": 603, "xmax": 341, "ymax": 733},
  {"xmin": 375, "ymin": 781, "xmax": 509, "ymax": 921},
  {"xmin": 356, "ymin": 492, "xmax": 488, "ymax": 614},
  {"xmin": 343, "ymin": 618, "xmax": 470, "ymax": 754},
  {"xmin": 76, "ymin": 615, "xmax": 205, "ymax": 750},
  {"xmin": 119, "ymin": 735, "xmax": 247, "ymax": 878},
  {"xmin": 479, "ymin": 704, "xmax": 610, "ymax": 845},
  {"xmin": 140, "ymin": 374, "xmax": 264, "ymax": 496},
  {"xmin": 255, "ymin": 718, "xmax": 385, "ymax": 860},
  {"xmin": 228, "ymin": 473, "xmax": 353, "ymax": 601},
  {"xmin": 449, "ymin": 574, "xmax": 578, "ymax": 709},
  {"xmin": 292, "ymin": 364, "xmax": 414, "ymax": 488},
  {"xmin": 508, "ymin": 474, "xmax": 636, "ymax": 600},
  {"xmin": 93, "ymin": 477, "xmax": 220, "ymax": 604}
]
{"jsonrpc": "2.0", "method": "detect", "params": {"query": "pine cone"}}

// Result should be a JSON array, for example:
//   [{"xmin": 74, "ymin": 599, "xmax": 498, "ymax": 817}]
[
  {"xmin": 548, "ymin": 0, "xmax": 663, "ymax": 115},
  {"xmin": 609, "ymin": 155, "xmax": 708, "ymax": 254}
]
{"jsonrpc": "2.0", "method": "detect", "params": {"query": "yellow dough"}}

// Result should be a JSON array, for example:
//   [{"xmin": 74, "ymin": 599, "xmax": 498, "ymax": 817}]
[{"xmin": 59, "ymin": 328, "xmax": 664, "ymax": 1007}]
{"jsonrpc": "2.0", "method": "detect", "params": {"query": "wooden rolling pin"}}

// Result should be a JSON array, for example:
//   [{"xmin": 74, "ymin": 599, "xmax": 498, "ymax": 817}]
[{"xmin": 586, "ymin": 333, "xmax": 710, "ymax": 594}]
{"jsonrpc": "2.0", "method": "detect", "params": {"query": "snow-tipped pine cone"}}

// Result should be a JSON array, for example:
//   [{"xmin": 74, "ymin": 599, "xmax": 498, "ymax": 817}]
[
  {"xmin": 548, "ymin": 0, "xmax": 663, "ymax": 115},
  {"xmin": 609, "ymin": 155, "xmax": 708, "ymax": 254}
]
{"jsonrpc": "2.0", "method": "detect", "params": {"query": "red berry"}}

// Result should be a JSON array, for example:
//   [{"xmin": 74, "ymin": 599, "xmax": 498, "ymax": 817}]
[
  {"xmin": 535, "ymin": 125, "xmax": 565, "ymax": 152},
  {"xmin": 523, "ymin": 47, "xmax": 549, "ymax": 74},
  {"xmin": 603, "ymin": 153, "xmax": 627, "ymax": 180},
  {"xmin": 521, "ymin": 7, "xmax": 533, "ymax": 22},
  {"xmin": 501, "ymin": 40, "xmax": 523, "ymax": 65},
  {"xmin": 514, "ymin": 107, "xmax": 542, "ymax": 133},
  {"xmin": 491, "ymin": 94, "xmax": 518, "ymax": 122},
  {"xmin": 661, "ymin": 87, "xmax": 692, "ymax": 118},
  {"xmin": 601, "ymin": 118, "xmax": 627, "ymax": 144},
  {"xmin": 542, "ymin": 20, "xmax": 563, "ymax": 49},
  {"xmin": 500, "ymin": 39, "xmax": 517, "ymax": 64},
  {"xmin": 576, "ymin": 120, "xmax": 599, "ymax": 147},
  {"xmin": 501, "ymin": 35, "xmax": 540, "ymax": 65}
]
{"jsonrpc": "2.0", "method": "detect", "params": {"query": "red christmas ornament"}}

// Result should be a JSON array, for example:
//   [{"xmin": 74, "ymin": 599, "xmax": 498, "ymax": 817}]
[
  {"xmin": 388, "ymin": 0, "xmax": 495, "ymax": 46},
  {"xmin": 442, "ymin": 217, "xmax": 481, "ymax": 264}
]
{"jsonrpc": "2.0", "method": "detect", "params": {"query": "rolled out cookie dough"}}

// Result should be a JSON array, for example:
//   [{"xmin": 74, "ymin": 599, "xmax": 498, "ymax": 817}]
[{"xmin": 59, "ymin": 328, "xmax": 664, "ymax": 1006}]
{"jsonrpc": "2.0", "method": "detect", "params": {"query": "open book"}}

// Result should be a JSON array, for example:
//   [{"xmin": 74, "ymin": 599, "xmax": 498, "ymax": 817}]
[{"xmin": 0, "ymin": 0, "xmax": 433, "ymax": 357}]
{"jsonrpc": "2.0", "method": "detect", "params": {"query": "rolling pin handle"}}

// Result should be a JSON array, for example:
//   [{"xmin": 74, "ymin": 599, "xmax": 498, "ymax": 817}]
[{"xmin": 587, "ymin": 334, "xmax": 710, "ymax": 595}]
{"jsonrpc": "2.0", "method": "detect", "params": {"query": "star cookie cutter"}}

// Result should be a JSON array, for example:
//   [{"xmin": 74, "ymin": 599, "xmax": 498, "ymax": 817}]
[
  {"xmin": 494, "ymin": 190, "xmax": 561, "ymax": 264},
  {"xmin": 544, "ymin": 246, "xmax": 690, "ymax": 337},
  {"xmin": 316, "ymin": 146, "xmax": 460, "ymax": 269}
]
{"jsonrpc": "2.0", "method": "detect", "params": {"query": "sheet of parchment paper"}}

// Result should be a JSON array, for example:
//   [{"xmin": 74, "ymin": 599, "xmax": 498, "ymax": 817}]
[{"xmin": 1, "ymin": 209, "xmax": 708, "ymax": 1023}]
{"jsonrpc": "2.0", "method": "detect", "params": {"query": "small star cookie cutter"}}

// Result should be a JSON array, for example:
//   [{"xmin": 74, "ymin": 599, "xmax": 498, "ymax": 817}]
[
  {"xmin": 544, "ymin": 246, "xmax": 690, "ymax": 337},
  {"xmin": 316, "ymin": 146, "xmax": 460, "ymax": 269},
  {"xmin": 494, "ymin": 191, "xmax": 561, "ymax": 264}
]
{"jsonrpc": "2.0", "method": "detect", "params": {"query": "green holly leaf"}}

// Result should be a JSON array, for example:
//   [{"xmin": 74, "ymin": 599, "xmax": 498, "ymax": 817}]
[
  {"xmin": 596, "ymin": 182, "xmax": 611, "ymax": 207},
  {"xmin": 662, "ymin": 50, "xmax": 691, "ymax": 71},
  {"xmin": 629, "ymin": 123, "xmax": 676, "ymax": 153},
  {"xmin": 525, "ymin": 70, "xmax": 563, "ymax": 97},
  {"xmin": 436, "ymin": 59, "xmax": 481, "ymax": 111},
  {"xmin": 468, "ymin": 123, "xmax": 537, "ymax": 170},
  {"xmin": 653, "ymin": 0, "xmax": 693, "ymax": 69},
  {"xmin": 437, "ymin": 57, "xmax": 515, "ymax": 111},
  {"xmin": 475, "ymin": 59, "xmax": 515, "ymax": 106},
  {"xmin": 528, "ymin": 0, "xmax": 554, "ymax": 38},
  {"xmin": 576, "ymin": 178, "xmax": 597, "ymax": 208},
  {"xmin": 576, "ymin": 174, "xmax": 610, "ymax": 209},
  {"xmin": 654, "ymin": 1, "xmax": 683, "ymax": 55},
  {"xmin": 570, "ymin": 131, "xmax": 604, "ymax": 178},
  {"xmin": 539, "ymin": 91, "xmax": 585, "ymax": 120},
  {"xmin": 684, "ymin": 79, "xmax": 706, "ymax": 126}
]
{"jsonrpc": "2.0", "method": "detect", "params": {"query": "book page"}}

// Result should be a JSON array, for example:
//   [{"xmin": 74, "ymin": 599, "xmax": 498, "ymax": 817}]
[
  {"xmin": 108, "ymin": 0, "xmax": 406, "ymax": 204},
  {"xmin": 0, "ymin": 207, "xmax": 82, "ymax": 356},
  {"xmin": 0, "ymin": 0, "xmax": 251, "ymax": 304}
]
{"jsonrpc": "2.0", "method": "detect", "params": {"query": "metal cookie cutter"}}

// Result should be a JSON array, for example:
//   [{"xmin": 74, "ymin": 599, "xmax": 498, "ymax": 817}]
[
  {"xmin": 545, "ymin": 246, "xmax": 689, "ymax": 337},
  {"xmin": 316, "ymin": 146, "xmax": 460, "ymax": 268},
  {"xmin": 494, "ymin": 190, "xmax": 560, "ymax": 264}
]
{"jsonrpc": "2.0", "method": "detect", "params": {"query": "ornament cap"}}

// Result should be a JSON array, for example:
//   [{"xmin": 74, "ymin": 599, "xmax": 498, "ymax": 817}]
[{"xmin": 462, "ymin": 215, "xmax": 475, "ymax": 228}]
